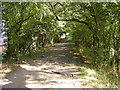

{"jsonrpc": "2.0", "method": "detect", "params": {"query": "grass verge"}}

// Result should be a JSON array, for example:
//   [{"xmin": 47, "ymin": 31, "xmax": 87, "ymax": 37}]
[
  {"xmin": 69, "ymin": 43, "xmax": 118, "ymax": 88},
  {"xmin": 1, "ymin": 43, "xmax": 58, "ymax": 72}
]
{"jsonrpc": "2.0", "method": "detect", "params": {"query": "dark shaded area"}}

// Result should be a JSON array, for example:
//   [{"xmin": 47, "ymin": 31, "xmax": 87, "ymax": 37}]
[{"xmin": 2, "ymin": 66, "xmax": 31, "ymax": 89}]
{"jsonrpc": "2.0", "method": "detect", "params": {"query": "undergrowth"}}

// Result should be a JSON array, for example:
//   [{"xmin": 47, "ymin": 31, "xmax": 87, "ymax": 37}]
[
  {"xmin": 70, "ymin": 43, "xmax": 118, "ymax": 88},
  {"xmin": 2, "ymin": 44, "xmax": 57, "ymax": 71}
]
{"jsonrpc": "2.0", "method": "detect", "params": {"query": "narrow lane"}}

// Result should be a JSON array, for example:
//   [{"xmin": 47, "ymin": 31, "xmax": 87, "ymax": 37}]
[{"xmin": 1, "ymin": 43, "xmax": 90, "ymax": 88}]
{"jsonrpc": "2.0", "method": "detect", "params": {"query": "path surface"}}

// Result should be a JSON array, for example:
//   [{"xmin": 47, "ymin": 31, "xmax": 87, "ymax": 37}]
[{"xmin": 1, "ymin": 43, "xmax": 91, "ymax": 89}]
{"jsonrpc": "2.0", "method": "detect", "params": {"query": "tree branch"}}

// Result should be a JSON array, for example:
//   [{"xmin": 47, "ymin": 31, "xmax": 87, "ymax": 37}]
[
  {"xmin": 48, "ymin": 2, "xmax": 92, "ymax": 30},
  {"xmin": 58, "ymin": 18, "xmax": 89, "ymax": 26},
  {"xmin": 54, "ymin": 2, "xmax": 63, "ymax": 8}
]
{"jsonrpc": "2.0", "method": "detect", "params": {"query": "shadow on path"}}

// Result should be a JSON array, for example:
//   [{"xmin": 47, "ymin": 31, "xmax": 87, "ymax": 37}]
[{"xmin": 1, "ymin": 43, "xmax": 90, "ymax": 88}]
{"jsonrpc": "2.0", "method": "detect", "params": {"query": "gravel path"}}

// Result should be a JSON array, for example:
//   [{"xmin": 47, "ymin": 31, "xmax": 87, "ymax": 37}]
[{"xmin": 1, "ymin": 43, "xmax": 91, "ymax": 89}]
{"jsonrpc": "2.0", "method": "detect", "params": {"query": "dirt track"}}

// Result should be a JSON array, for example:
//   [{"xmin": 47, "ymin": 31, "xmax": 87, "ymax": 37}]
[{"xmin": 1, "ymin": 43, "xmax": 91, "ymax": 89}]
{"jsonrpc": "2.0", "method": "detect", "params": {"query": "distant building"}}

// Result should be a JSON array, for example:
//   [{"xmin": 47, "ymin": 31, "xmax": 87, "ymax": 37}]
[
  {"xmin": 60, "ymin": 32, "xmax": 66, "ymax": 39},
  {"xmin": 0, "ymin": 37, "xmax": 7, "ymax": 52}
]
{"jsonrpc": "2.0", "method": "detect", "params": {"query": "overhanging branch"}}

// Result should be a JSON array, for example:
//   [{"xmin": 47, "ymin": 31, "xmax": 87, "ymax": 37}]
[
  {"xmin": 58, "ymin": 18, "xmax": 89, "ymax": 26},
  {"xmin": 49, "ymin": 2, "xmax": 92, "ymax": 30}
]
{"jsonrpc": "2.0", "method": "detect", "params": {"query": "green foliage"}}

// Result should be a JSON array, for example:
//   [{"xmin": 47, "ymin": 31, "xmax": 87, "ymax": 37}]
[
  {"xmin": 59, "ymin": 2, "xmax": 120, "ymax": 87},
  {"xmin": 71, "ymin": 44, "xmax": 118, "ymax": 88},
  {"xmin": 2, "ymin": 2, "xmax": 120, "ymax": 87},
  {"xmin": 2, "ymin": 2, "xmax": 61, "ymax": 62}
]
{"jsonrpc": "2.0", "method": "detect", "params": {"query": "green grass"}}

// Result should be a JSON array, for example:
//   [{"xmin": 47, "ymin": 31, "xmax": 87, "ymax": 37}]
[
  {"xmin": 19, "ymin": 46, "xmax": 52, "ymax": 63},
  {"xmin": 70, "ymin": 43, "xmax": 118, "ymax": 88},
  {"xmin": 2, "ymin": 44, "xmax": 57, "ymax": 71}
]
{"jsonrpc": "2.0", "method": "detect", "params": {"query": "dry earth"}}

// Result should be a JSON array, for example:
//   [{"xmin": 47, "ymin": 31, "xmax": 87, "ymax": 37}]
[{"xmin": 0, "ymin": 43, "xmax": 93, "ymax": 89}]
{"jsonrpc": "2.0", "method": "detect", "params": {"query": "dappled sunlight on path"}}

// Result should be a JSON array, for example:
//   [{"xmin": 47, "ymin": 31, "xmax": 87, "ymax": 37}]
[{"xmin": 1, "ymin": 43, "xmax": 94, "ymax": 88}]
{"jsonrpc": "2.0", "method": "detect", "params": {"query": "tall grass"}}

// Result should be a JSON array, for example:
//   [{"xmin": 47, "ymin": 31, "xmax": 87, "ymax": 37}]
[{"xmin": 70, "ymin": 43, "xmax": 118, "ymax": 88}]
